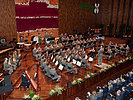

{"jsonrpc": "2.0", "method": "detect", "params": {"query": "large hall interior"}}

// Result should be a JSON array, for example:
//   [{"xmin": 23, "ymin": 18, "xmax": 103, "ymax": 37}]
[{"xmin": 0, "ymin": 0, "xmax": 133, "ymax": 100}]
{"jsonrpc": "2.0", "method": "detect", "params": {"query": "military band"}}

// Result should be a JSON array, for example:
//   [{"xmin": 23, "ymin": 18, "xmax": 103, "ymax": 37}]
[
  {"xmin": 33, "ymin": 33, "xmax": 130, "ymax": 83},
  {"xmin": 5, "ymin": 32, "xmax": 130, "ymax": 84}
]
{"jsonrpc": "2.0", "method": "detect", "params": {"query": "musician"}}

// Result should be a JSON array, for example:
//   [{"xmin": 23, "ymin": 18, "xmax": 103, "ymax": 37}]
[
  {"xmin": 64, "ymin": 33, "xmax": 67, "ymax": 38},
  {"xmin": 115, "ymin": 43, "xmax": 118, "ymax": 48},
  {"xmin": 100, "ymin": 41, "xmax": 104, "ymax": 47},
  {"xmin": 42, "ymin": 60, "xmax": 48, "ymax": 72},
  {"xmin": 81, "ymin": 58, "xmax": 92, "ymax": 70},
  {"xmin": 71, "ymin": 35, "xmax": 74, "ymax": 40},
  {"xmin": 79, "ymin": 35, "xmax": 83, "ymax": 40},
  {"xmin": 58, "ymin": 43, "xmax": 62, "ymax": 49},
  {"xmin": 120, "ymin": 44, "xmax": 124, "ymax": 56},
  {"xmin": 38, "ymin": 33, "xmax": 42, "ymax": 44},
  {"xmin": 81, "ymin": 50, "xmax": 85, "ymax": 58},
  {"xmin": 106, "ymin": 48, "xmax": 112, "ymax": 60},
  {"xmin": 40, "ymin": 56, "xmax": 45, "ymax": 68},
  {"xmin": 50, "ymin": 32, "xmax": 53, "ymax": 38},
  {"xmin": 90, "ymin": 47, "xmax": 96, "ymax": 57},
  {"xmin": 11, "ymin": 55, "xmax": 17, "ymax": 70},
  {"xmin": 45, "ymin": 64, "xmax": 51, "ymax": 77},
  {"xmin": 49, "ymin": 44, "xmax": 53, "ymax": 51},
  {"xmin": 126, "ymin": 45, "xmax": 130, "ymax": 56},
  {"xmin": 33, "ymin": 46, "xmax": 37, "ymax": 57},
  {"xmin": 75, "ymin": 34, "xmax": 78, "ymax": 39},
  {"xmin": 22, "ymin": 71, "xmax": 31, "ymax": 90},
  {"xmin": 44, "ymin": 45, "xmax": 48, "ymax": 52},
  {"xmin": 33, "ymin": 35, "xmax": 39, "ymax": 44},
  {"xmin": 5, "ymin": 56, "xmax": 13, "ymax": 75},
  {"xmin": 3, "ymin": 58, "xmax": 9, "ymax": 71},
  {"xmin": 61, "ymin": 59, "xmax": 68, "ymax": 69},
  {"xmin": 67, "ymin": 62, "xmax": 78, "ymax": 74},
  {"xmin": 20, "ymin": 36, "xmax": 25, "ymax": 43},
  {"xmin": 109, "ymin": 40, "xmax": 113, "ymax": 46},
  {"xmin": 66, "ymin": 48, "xmax": 70, "ymax": 55},
  {"xmin": 54, "ymin": 43, "xmax": 58, "ymax": 51},
  {"xmin": 13, "ymin": 51, "xmax": 20, "ymax": 62},
  {"xmin": 97, "ymin": 46, "xmax": 104, "ymax": 65},
  {"xmin": 61, "ymin": 49, "xmax": 65, "ymax": 57},
  {"xmin": 114, "ymin": 46, "xmax": 119, "ymax": 58},
  {"xmin": 44, "ymin": 32, "xmax": 48, "ymax": 39},
  {"xmin": 49, "ymin": 67, "xmax": 61, "ymax": 83}
]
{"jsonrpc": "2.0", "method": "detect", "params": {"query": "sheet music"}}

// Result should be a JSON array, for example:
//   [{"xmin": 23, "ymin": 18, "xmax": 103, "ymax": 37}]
[
  {"xmin": 51, "ymin": 55, "xmax": 53, "ymax": 60},
  {"xmin": 85, "ymin": 55, "xmax": 88, "ymax": 59},
  {"xmin": 55, "ymin": 61, "xmax": 58, "ymax": 66},
  {"xmin": 59, "ymin": 64, "xmax": 64, "ymax": 70},
  {"xmin": 89, "ymin": 57, "xmax": 93, "ymax": 62},
  {"xmin": 77, "ymin": 61, "xmax": 81, "ymax": 66},
  {"xmin": 53, "ymin": 58, "xmax": 55, "ymax": 62},
  {"xmin": 72, "ymin": 59, "xmax": 76, "ymax": 64},
  {"xmin": 67, "ymin": 57, "xmax": 70, "ymax": 62}
]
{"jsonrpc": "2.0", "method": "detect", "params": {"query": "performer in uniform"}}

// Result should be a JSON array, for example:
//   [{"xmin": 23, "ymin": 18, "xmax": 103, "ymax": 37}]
[{"xmin": 97, "ymin": 46, "xmax": 104, "ymax": 65}]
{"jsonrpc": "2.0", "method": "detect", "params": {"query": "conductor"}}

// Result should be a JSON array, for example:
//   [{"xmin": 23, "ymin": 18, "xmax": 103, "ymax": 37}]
[{"xmin": 97, "ymin": 46, "xmax": 104, "ymax": 65}]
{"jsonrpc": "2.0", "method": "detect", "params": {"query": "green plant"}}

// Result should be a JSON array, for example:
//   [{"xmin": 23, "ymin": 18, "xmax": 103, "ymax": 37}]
[
  {"xmin": 49, "ymin": 86, "xmax": 64, "ymax": 96},
  {"xmin": 23, "ymin": 90, "xmax": 41, "ymax": 100},
  {"xmin": 55, "ymin": 85, "xmax": 64, "ymax": 95},
  {"xmin": 29, "ymin": 90, "xmax": 35, "ymax": 99},
  {"xmin": 32, "ymin": 94, "xmax": 41, "ymax": 100},
  {"xmin": 49, "ymin": 90, "xmax": 57, "ymax": 96}
]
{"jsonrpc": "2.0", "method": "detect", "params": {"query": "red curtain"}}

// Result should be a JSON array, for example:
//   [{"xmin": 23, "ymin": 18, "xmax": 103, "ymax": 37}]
[{"xmin": 15, "ymin": 2, "xmax": 58, "ymax": 32}]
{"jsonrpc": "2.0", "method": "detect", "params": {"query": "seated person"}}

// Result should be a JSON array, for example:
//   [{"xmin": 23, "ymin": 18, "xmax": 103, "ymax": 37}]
[
  {"xmin": 20, "ymin": 36, "xmax": 25, "ymax": 43},
  {"xmin": 3, "ymin": 58, "xmax": 9, "ymax": 71},
  {"xmin": 49, "ymin": 67, "xmax": 61, "ymax": 83},
  {"xmin": 49, "ymin": 32, "xmax": 53, "ymax": 38},
  {"xmin": 81, "ymin": 58, "xmax": 92, "ymax": 70},
  {"xmin": 89, "ymin": 91, "xmax": 98, "ymax": 100},
  {"xmin": 114, "ymin": 46, "xmax": 119, "ymax": 58},
  {"xmin": 97, "ymin": 89, "xmax": 103, "ymax": 98},
  {"xmin": 67, "ymin": 62, "xmax": 78, "ymax": 74},
  {"xmin": 105, "ymin": 48, "xmax": 112, "ymax": 60},
  {"xmin": 22, "ymin": 71, "xmax": 31, "ymax": 90},
  {"xmin": 120, "ymin": 44, "xmax": 125, "ymax": 55},
  {"xmin": 61, "ymin": 59, "xmax": 68, "ymax": 69},
  {"xmin": 125, "ymin": 45, "xmax": 130, "ymax": 56},
  {"xmin": 42, "ymin": 60, "xmax": 48, "ymax": 72},
  {"xmin": 45, "ymin": 64, "xmax": 51, "ymax": 77},
  {"xmin": 109, "ymin": 40, "xmax": 113, "ymax": 46},
  {"xmin": 90, "ymin": 47, "xmax": 96, "ymax": 57},
  {"xmin": 33, "ymin": 47, "xmax": 37, "ymax": 57}
]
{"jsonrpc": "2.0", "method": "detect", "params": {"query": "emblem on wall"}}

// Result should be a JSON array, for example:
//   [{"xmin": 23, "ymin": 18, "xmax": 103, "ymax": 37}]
[{"xmin": 94, "ymin": 3, "xmax": 100, "ymax": 14}]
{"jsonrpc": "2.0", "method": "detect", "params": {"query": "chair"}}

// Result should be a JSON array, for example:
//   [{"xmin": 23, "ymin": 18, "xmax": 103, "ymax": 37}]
[
  {"xmin": 97, "ymin": 97, "xmax": 102, "ymax": 100},
  {"xmin": 103, "ymin": 93, "xmax": 107, "ymax": 98},
  {"xmin": 20, "ymin": 82, "xmax": 26, "ymax": 91},
  {"xmin": 112, "ymin": 87, "xmax": 116, "ymax": 91}
]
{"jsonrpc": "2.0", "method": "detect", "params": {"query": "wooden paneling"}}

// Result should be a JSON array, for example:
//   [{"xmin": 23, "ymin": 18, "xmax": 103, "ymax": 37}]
[
  {"xmin": 0, "ymin": 0, "xmax": 17, "ymax": 42},
  {"xmin": 59, "ymin": 0, "xmax": 133, "ymax": 35},
  {"xmin": 123, "ymin": 0, "xmax": 130, "ymax": 25},
  {"xmin": 129, "ymin": 0, "xmax": 133, "ymax": 30},
  {"xmin": 101, "ymin": 0, "xmax": 112, "ymax": 35}
]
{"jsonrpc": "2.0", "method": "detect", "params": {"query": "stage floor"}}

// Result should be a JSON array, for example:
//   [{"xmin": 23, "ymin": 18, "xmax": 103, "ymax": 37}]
[{"xmin": 6, "ymin": 37, "xmax": 132, "ymax": 100}]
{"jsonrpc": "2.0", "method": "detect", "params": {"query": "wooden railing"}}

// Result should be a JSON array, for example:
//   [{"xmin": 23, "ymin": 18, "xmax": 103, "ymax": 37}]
[{"xmin": 46, "ymin": 59, "xmax": 133, "ymax": 100}]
